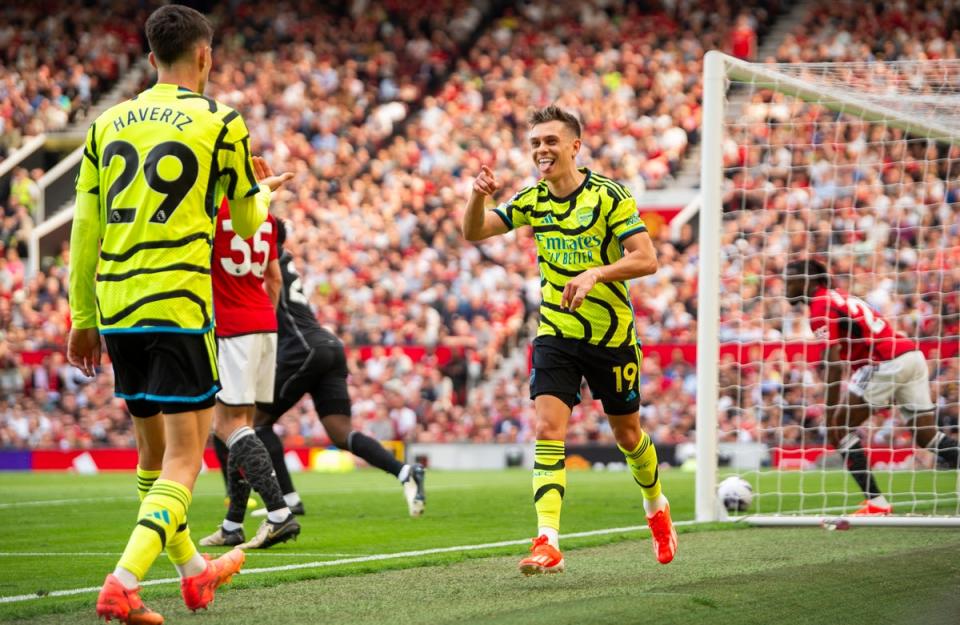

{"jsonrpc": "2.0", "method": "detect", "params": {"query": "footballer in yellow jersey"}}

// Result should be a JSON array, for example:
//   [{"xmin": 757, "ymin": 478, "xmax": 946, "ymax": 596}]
[
  {"xmin": 462, "ymin": 105, "xmax": 677, "ymax": 574},
  {"xmin": 65, "ymin": 6, "xmax": 290, "ymax": 623}
]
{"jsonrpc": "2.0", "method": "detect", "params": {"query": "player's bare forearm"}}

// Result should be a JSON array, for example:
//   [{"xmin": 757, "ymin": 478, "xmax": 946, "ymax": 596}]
[
  {"xmin": 264, "ymin": 259, "xmax": 281, "ymax": 309},
  {"xmin": 824, "ymin": 345, "xmax": 844, "ymax": 409},
  {"xmin": 595, "ymin": 232, "xmax": 658, "ymax": 282},
  {"xmin": 462, "ymin": 190, "xmax": 489, "ymax": 241}
]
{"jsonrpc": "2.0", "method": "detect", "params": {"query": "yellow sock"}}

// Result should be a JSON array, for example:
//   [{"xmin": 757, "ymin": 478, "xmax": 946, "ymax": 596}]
[
  {"xmin": 117, "ymin": 479, "xmax": 191, "ymax": 579},
  {"xmin": 165, "ymin": 519, "xmax": 198, "ymax": 567},
  {"xmin": 619, "ymin": 431, "xmax": 662, "ymax": 500},
  {"xmin": 533, "ymin": 440, "xmax": 566, "ymax": 531},
  {"xmin": 136, "ymin": 466, "xmax": 161, "ymax": 502}
]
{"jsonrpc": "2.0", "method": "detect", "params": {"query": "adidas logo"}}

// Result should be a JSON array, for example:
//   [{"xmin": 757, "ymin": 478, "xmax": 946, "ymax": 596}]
[
  {"xmin": 542, "ymin": 214, "xmax": 555, "ymax": 224},
  {"xmin": 146, "ymin": 510, "xmax": 171, "ymax": 524},
  {"xmin": 625, "ymin": 390, "xmax": 638, "ymax": 402}
]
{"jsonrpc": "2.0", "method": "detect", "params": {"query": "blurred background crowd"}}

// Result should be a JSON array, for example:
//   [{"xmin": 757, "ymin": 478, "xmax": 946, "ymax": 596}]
[{"xmin": 1, "ymin": 0, "xmax": 957, "ymax": 454}]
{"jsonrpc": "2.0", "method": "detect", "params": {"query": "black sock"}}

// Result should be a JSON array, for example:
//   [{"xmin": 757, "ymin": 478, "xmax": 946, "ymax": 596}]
[
  {"xmin": 225, "ymin": 449, "xmax": 251, "ymax": 524},
  {"xmin": 346, "ymin": 431, "xmax": 404, "ymax": 477},
  {"xmin": 840, "ymin": 438, "xmax": 882, "ymax": 499},
  {"xmin": 256, "ymin": 425, "xmax": 295, "ymax": 495},
  {"xmin": 932, "ymin": 432, "xmax": 960, "ymax": 468},
  {"xmin": 229, "ymin": 430, "xmax": 287, "ymax": 513},
  {"xmin": 214, "ymin": 435, "xmax": 230, "ymax": 495}
]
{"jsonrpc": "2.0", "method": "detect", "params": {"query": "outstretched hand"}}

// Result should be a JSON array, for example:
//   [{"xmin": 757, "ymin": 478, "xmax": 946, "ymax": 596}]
[
  {"xmin": 473, "ymin": 165, "xmax": 500, "ymax": 197},
  {"xmin": 253, "ymin": 156, "xmax": 294, "ymax": 192}
]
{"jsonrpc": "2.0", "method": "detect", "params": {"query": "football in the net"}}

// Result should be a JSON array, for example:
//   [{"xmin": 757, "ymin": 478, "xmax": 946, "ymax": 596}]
[{"xmin": 718, "ymin": 476, "xmax": 753, "ymax": 513}]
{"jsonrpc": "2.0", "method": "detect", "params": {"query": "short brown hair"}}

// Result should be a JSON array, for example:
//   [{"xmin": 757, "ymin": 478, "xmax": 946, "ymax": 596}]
[
  {"xmin": 146, "ymin": 5, "xmax": 213, "ymax": 66},
  {"xmin": 528, "ymin": 105, "xmax": 581, "ymax": 137}
]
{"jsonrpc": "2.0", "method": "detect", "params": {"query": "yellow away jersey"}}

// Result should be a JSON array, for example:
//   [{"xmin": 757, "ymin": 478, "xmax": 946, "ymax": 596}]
[
  {"xmin": 73, "ymin": 83, "xmax": 261, "ymax": 333},
  {"xmin": 493, "ymin": 168, "xmax": 647, "ymax": 347}
]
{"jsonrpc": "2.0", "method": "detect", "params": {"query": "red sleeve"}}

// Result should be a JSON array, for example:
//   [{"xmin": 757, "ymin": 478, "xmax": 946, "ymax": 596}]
[
  {"xmin": 808, "ymin": 298, "xmax": 839, "ymax": 343},
  {"xmin": 267, "ymin": 214, "xmax": 278, "ymax": 262}
]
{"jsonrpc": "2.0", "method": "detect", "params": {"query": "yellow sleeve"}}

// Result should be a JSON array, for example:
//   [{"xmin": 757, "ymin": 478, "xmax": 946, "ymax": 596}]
[
  {"xmin": 493, "ymin": 187, "xmax": 534, "ymax": 230},
  {"xmin": 69, "ymin": 191, "xmax": 101, "ymax": 329},
  {"xmin": 608, "ymin": 194, "xmax": 647, "ymax": 242},
  {"xmin": 228, "ymin": 186, "xmax": 272, "ymax": 240},
  {"xmin": 76, "ymin": 123, "xmax": 100, "ymax": 195},
  {"xmin": 218, "ymin": 112, "xmax": 262, "ymax": 201}
]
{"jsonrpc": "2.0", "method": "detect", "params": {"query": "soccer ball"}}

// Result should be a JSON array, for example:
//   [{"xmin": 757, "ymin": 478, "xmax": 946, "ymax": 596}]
[{"xmin": 718, "ymin": 476, "xmax": 753, "ymax": 513}]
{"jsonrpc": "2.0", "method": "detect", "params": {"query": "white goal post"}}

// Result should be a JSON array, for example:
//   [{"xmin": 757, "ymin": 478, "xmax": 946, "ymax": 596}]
[{"xmin": 696, "ymin": 51, "xmax": 960, "ymax": 527}]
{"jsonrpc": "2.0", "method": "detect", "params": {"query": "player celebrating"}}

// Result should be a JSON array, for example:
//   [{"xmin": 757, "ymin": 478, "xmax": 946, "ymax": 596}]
[
  {"xmin": 785, "ymin": 259, "xmax": 960, "ymax": 515},
  {"xmin": 199, "ymin": 196, "xmax": 301, "ymax": 550},
  {"xmin": 462, "ymin": 105, "xmax": 676, "ymax": 574},
  {"xmin": 67, "ymin": 5, "xmax": 290, "ymax": 622},
  {"xmin": 249, "ymin": 221, "xmax": 426, "ymax": 519}
]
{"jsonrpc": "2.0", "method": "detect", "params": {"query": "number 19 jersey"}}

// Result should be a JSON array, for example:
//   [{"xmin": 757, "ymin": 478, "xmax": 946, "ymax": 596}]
[
  {"xmin": 212, "ymin": 199, "xmax": 278, "ymax": 337},
  {"xmin": 74, "ymin": 82, "xmax": 262, "ymax": 333}
]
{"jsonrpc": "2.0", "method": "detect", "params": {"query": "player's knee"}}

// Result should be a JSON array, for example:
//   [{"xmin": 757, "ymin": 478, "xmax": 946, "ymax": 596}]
[
  {"xmin": 612, "ymin": 426, "xmax": 641, "ymax": 451},
  {"xmin": 324, "ymin": 424, "xmax": 350, "ymax": 449},
  {"xmin": 534, "ymin": 421, "xmax": 565, "ymax": 441}
]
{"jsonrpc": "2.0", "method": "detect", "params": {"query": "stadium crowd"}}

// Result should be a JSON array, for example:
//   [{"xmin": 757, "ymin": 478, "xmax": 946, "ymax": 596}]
[
  {"xmin": 0, "ymin": 2, "xmax": 148, "ymax": 163},
  {"xmin": 2, "ymin": 0, "xmax": 958, "ymax": 453}
]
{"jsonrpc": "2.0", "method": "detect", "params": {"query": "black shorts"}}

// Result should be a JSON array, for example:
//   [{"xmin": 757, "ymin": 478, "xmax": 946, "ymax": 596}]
[
  {"xmin": 530, "ymin": 335, "xmax": 642, "ymax": 415},
  {"xmin": 105, "ymin": 330, "xmax": 220, "ymax": 417},
  {"xmin": 257, "ymin": 343, "xmax": 351, "ymax": 423}
]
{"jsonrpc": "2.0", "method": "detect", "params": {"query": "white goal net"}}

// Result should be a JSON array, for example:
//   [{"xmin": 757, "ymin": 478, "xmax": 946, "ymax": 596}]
[{"xmin": 696, "ymin": 53, "xmax": 960, "ymax": 525}]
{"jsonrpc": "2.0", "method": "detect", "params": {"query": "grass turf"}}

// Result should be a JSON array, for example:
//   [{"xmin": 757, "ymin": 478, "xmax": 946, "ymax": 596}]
[{"xmin": 0, "ymin": 468, "xmax": 957, "ymax": 623}]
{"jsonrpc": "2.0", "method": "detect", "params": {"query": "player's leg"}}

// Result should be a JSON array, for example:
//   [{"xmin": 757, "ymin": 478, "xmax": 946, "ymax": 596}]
[
  {"xmin": 253, "ymin": 406, "xmax": 304, "ymax": 514},
  {"xmin": 518, "ymin": 394, "xmax": 571, "ymax": 575},
  {"xmin": 249, "ymin": 353, "xmax": 312, "ymax": 517},
  {"xmin": 101, "ymin": 408, "xmax": 210, "ymax": 623},
  {"xmin": 834, "ymin": 365, "xmax": 888, "ymax": 514},
  {"xmin": 129, "ymin": 406, "xmax": 164, "ymax": 501},
  {"xmin": 97, "ymin": 335, "xmax": 169, "ymax": 624},
  {"xmin": 159, "ymin": 405, "xmax": 244, "ymax": 613},
  {"xmin": 202, "ymin": 334, "xmax": 295, "ymax": 548},
  {"xmin": 315, "ymin": 344, "xmax": 426, "ymax": 516},
  {"xmin": 322, "ymin": 412, "xmax": 426, "ymax": 516},
  {"xmin": 519, "ymin": 337, "xmax": 578, "ymax": 575},
  {"xmin": 587, "ymin": 342, "xmax": 675, "ymax": 564},
  {"xmin": 896, "ymin": 351, "xmax": 960, "ymax": 468}
]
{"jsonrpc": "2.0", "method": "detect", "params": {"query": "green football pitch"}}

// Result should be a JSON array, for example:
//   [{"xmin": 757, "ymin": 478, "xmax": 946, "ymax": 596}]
[{"xmin": 1, "ymin": 468, "xmax": 958, "ymax": 624}]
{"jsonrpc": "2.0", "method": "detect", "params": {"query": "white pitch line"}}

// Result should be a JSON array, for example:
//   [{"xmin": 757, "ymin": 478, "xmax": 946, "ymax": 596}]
[
  {"xmin": 0, "ymin": 496, "xmax": 131, "ymax": 509},
  {"xmin": 0, "ymin": 520, "xmax": 698, "ymax": 604},
  {"xmin": 0, "ymin": 485, "xmax": 464, "ymax": 509}
]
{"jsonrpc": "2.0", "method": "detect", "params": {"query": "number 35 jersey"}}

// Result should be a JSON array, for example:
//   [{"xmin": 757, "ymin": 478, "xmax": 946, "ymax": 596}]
[
  {"xmin": 807, "ymin": 285, "xmax": 916, "ymax": 368},
  {"xmin": 75, "ymin": 83, "xmax": 262, "ymax": 333},
  {"xmin": 212, "ymin": 199, "xmax": 278, "ymax": 337}
]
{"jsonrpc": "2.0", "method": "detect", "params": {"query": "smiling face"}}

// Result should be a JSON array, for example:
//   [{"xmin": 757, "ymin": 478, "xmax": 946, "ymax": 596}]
[{"xmin": 528, "ymin": 120, "xmax": 581, "ymax": 183}]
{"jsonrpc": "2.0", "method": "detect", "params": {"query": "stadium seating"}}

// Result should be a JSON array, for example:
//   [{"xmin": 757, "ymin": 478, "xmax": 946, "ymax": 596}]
[{"xmin": 2, "ymin": 0, "xmax": 957, "ymax": 450}]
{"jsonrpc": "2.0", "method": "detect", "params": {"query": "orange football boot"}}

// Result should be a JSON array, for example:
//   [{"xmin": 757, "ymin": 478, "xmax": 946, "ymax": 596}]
[
  {"xmin": 647, "ymin": 505, "xmax": 678, "ymax": 564},
  {"xmin": 518, "ymin": 535, "xmax": 565, "ymax": 575},
  {"xmin": 95, "ymin": 574, "xmax": 163, "ymax": 625},
  {"xmin": 180, "ymin": 548, "xmax": 245, "ymax": 611}
]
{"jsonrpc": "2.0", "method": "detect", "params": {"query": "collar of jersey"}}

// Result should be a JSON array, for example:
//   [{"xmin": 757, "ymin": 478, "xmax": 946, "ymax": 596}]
[
  {"xmin": 149, "ymin": 82, "xmax": 200, "ymax": 95},
  {"xmin": 545, "ymin": 167, "xmax": 591, "ymax": 204}
]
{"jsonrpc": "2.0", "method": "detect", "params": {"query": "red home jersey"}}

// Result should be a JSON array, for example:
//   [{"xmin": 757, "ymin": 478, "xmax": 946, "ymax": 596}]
[
  {"xmin": 212, "ymin": 199, "xmax": 278, "ymax": 337},
  {"xmin": 808, "ymin": 286, "xmax": 915, "ymax": 368}
]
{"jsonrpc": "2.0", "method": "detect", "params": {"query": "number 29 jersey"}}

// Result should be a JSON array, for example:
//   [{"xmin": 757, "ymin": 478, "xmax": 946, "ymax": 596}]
[
  {"xmin": 74, "ymin": 83, "xmax": 262, "ymax": 333},
  {"xmin": 212, "ymin": 198, "xmax": 278, "ymax": 338}
]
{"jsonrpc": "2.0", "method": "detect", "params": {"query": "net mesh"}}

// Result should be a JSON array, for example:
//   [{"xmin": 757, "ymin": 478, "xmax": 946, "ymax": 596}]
[{"xmin": 716, "ymin": 59, "xmax": 960, "ymax": 518}]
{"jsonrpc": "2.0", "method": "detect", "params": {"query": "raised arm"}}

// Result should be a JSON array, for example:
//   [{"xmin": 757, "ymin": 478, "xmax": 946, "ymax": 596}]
[{"xmin": 462, "ymin": 165, "xmax": 510, "ymax": 241}]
